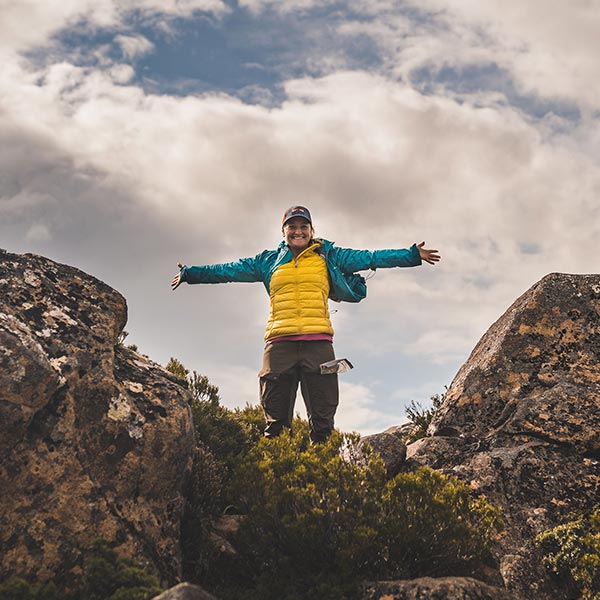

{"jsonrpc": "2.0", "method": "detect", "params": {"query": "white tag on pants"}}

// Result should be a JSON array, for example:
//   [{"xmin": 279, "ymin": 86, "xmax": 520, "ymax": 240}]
[{"xmin": 319, "ymin": 358, "xmax": 354, "ymax": 375}]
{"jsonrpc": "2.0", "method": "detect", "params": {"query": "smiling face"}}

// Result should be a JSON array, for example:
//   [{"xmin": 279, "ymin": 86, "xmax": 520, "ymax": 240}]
[{"xmin": 283, "ymin": 216, "xmax": 313, "ymax": 256}]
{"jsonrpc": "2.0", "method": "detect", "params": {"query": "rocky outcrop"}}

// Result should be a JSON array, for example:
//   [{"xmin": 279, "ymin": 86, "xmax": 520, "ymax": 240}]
[
  {"xmin": 4, "ymin": 252, "xmax": 599, "ymax": 600},
  {"xmin": 348, "ymin": 426, "xmax": 408, "ymax": 477},
  {"xmin": 0, "ymin": 250, "xmax": 194, "ymax": 586},
  {"xmin": 429, "ymin": 273, "xmax": 600, "ymax": 447},
  {"xmin": 405, "ymin": 273, "xmax": 600, "ymax": 599},
  {"xmin": 152, "ymin": 582, "xmax": 218, "ymax": 600},
  {"xmin": 362, "ymin": 576, "xmax": 514, "ymax": 599}
]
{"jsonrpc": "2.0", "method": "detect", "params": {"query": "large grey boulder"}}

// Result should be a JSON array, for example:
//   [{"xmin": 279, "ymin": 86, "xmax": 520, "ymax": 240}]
[
  {"xmin": 429, "ymin": 272, "xmax": 600, "ymax": 448},
  {"xmin": 152, "ymin": 582, "xmax": 218, "ymax": 600},
  {"xmin": 362, "ymin": 576, "xmax": 514, "ymax": 599},
  {"xmin": 350, "ymin": 426, "xmax": 408, "ymax": 477},
  {"xmin": 0, "ymin": 250, "xmax": 194, "ymax": 586},
  {"xmin": 405, "ymin": 273, "xmax": 600, "ymax": 599}
]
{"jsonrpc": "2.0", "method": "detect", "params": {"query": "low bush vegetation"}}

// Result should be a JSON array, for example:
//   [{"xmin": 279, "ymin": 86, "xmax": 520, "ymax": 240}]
[
  {"xmin": 403, "ymin": 392, "xmax": 445, "ymax": 442},
  {"xmin": 0, "ymin": 540, "xmax": 161, "ymax": 600},
  {"xmin": 168, "ymin": 360, "xmax": 502, "ymax": 600},
  {"xmin": 0, "ymin": 578, "xmax": 59, "ymax": 600},
  {"xmin": 536, "ymin": 504, "xmax": 600, "ymax": 599}
]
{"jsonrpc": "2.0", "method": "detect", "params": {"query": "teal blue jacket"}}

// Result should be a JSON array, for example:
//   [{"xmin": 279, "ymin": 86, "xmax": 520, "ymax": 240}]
[{"xmin": 180, "ymin": 239, "xmax": 422, "ymax": 303}]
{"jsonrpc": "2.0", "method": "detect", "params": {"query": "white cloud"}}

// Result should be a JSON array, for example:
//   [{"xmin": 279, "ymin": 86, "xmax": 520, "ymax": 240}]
[
  {"xmin": 200, "ymin": 364, "xmax": 261, "ymax": 411},
  {"xmin": 390, "ymin": 380, "xmax": 445, "ymax": 414},
  {"xmin": 0, "ymin": 0, "xmax": 229, "ymax": 54},
  {"xmin": 239, "ymin": 0, "xmax": 336, "ymax": 15},
  {"xmin": 410, "ymin": 0, "xmax": 600, "ymax": 103},
  {"xmin": 124, "ymin": 0, "xmax": 229, "ymax": 18},
  {"xmin": 405, "ymin": 329, "xmax": 475, "ymax": 366},
  {"xmin": 338, "ymin": 0, "xmax": 600, "ymax": 112},
  {"xmin": 195, "ymin": 366, "xmax": 401, "ymax": 437},
  {"xmin": 115, "ymin": 34, "xmax": 155, "ymax": 61},
  {"xmin": 335, "ymin": 380, "xmax": 400, "ymax": 435},
  {"xmin": 0, "ymin": 2, "xmax": 113, "ymax": 53},
  {"xmin": 26, "ymin": 224, "xmax": 52, "ymax": 242},
  {"xmin": 2, "ymin": 1, "xmax": 600, "ymax": 435},
  {"xmin": 108, "ymin": 64, "xmax": 136, "ymax": 84},
  {"xmin": 4, "ymin": 60, "xmax": 599, "ymax": 333}
]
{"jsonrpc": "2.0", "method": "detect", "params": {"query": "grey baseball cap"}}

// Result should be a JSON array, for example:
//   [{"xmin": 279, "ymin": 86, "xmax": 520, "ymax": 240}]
[{"xmin": 282, "ymin": 205, "xmax": 312, "ymax": 225}]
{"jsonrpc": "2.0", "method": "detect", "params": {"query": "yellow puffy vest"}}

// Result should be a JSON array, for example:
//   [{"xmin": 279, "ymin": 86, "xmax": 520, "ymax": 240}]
[{"xmin": 264, "ymin": 243, "xmax": 334, "ymax": 341}]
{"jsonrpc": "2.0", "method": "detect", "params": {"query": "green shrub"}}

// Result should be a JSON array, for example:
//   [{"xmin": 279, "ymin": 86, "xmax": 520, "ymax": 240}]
[
  {"xmin": 166, "ymin": 360, "xmax": 501, "ymax": 600},
  {"xmin": 167, "ymin": 358, "xmax": 266, "ymax": 583},
  {"xmin": 190, "ymin": 399, "xmax": 262, "ymax": 469},
  {"xmin": 214, "ymin": 419, "xmax": 501, "ymax": 600},
  {"xmin": 180, "ymin": 442, "xmax": 226, "ymax": 583},
  {"xmin": 0, "ymin": 540, "xmax": 162, "ymax": 600},
  {"xmin": 165, "ymin": 357, "xmax": 220, "ymax": 405},
  {"xmin": 180, "ymin": 401, "xmax": 265, "ymax": 580},
  {"xmin": 0, "ymin": 578, "xmax": 59, "ymax": 600},
  {"xmin": 378, "ymin": 467, "xmax": 501, "ymax": 578},
  {"xmin": 165, "ymin": 357, "xmax": 263, "ymax": 467},
  {"xmin": 404, "ymin": 392, "xmax": 445, "ymax": 443},
  {"xmin": 536, "ymin": 504, "xmax": 600, "ymax": 599},
  {"xmin": 79, "ymin": 539, "xmax": 162, "ymax": 600}
]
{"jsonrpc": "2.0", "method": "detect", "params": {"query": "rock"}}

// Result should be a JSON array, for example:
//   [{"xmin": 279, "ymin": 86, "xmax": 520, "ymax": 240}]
[
  {"xmin": 405, "ymin": 435, "xmax": 465, "ymax": 470},
  {"xmin": 361, "ymin": 576, "xmax": 514, "ymax": 599},
  {"xmin": 384, "ymin": 423, "xmax": 418, "ymax": 439},
  {"xmin": 209, "ymin": 514, "xmax": 244, "ymax": 557},
  {"xmin": 152, "ymin": 582, "xmax": 218, "ymax": 600},
  {"xmin": 429, "ymin": 273, "xmax": 600, "ymax": 449},
  {"xmin": 0, "ymin": 251, "xmax": 194, "ymax": 586},
  {"xmin": 406, "ymin": 273, "xmax": 600, "ymax": 599},
  {"xmin": 346, "ymin": 426, "xmax": 407, "ymax": 477}
]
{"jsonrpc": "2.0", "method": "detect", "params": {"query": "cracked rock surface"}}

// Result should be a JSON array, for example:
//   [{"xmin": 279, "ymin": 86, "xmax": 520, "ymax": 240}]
[
  {"xmin": 362, "ymin": 576, "xmax": 514, "ymax": 600},
  {"xmin": 0, "ymin": 250, "xmax": 194, "ymax": 586},
  {"xmin": 405, "ymin": 273, "xmax": 600, "ymax": 599}
]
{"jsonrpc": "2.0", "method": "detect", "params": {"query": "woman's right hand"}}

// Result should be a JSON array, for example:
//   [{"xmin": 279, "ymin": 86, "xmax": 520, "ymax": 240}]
[{"xmin": 171, "ymin": 263, "xmax": 184, "ymax": 291}]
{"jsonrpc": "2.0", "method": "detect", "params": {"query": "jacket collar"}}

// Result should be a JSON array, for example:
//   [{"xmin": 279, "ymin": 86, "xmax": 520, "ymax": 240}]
[{"xmin": 276, "ymin": 238, "xmax": 327, "ymax": 253}]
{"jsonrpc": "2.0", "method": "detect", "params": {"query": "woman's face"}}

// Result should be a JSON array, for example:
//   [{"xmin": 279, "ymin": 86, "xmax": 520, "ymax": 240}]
[{"xmin": 283, "ymin": 216, "xmax": 312, "ymax": 254}]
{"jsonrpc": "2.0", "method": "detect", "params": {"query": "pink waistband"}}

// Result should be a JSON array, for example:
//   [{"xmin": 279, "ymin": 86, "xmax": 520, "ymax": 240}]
[{"xmin": 268, "ymin": 333, "xmax": 333, "ymax": 344}]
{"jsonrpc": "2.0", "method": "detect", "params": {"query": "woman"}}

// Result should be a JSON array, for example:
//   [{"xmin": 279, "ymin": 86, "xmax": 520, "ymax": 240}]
[{"xmin": 171, "ymin": 206, "xmax": 440, "ymax": 442}]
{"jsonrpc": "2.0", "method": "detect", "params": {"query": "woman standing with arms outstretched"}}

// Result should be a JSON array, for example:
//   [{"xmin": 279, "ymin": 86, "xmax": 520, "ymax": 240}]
[{"xmin": 172, "ymin": 206, "xmax": 440, "ymax": 442}]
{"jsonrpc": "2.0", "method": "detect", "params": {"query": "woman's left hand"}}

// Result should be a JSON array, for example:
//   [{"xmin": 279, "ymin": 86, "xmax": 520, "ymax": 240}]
[{"xmin": 417, "ymin": 242, "xmax": 441, "ymax": 265}]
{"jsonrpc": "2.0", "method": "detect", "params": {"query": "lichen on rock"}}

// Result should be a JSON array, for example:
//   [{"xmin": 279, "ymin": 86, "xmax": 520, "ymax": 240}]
[
  {"xmin": 0, "ymin": 251, "xmax": 194, "ymax": 588},
  {"xmin": 406, "ymin": 272, "xmax": 600, "ymax": 600}
]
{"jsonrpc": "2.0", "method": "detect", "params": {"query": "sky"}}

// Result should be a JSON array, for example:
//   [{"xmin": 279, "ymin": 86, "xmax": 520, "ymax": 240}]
[{"xmin": 1, "ymin": 0, "xmax": 599, "ymax": 434}]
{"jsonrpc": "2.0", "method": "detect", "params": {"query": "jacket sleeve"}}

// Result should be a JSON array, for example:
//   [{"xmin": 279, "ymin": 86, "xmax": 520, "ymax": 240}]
[
  {"xmin": 331, "ymin": 244, "xmax": 422, "ymax": 272},
  {"xmin": 180, "ymin": 255, "xmax": 263, "ymax": 284}
]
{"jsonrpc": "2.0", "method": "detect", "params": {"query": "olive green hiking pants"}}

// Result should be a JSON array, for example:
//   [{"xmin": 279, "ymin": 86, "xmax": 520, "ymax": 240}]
[{"xmin": 259, "ymin": 340, "xmax": 339, "ymax": 443}]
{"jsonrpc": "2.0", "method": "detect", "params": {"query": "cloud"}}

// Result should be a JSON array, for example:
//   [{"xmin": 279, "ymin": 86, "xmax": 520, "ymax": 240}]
[
  {"xmin": 412, "ymin": 0, "xmax": 600, "ymax": 111},
  {"xmin": 191, "ymin": 365, "xmax": 402, "ymax": 437},
  {"xmin": 3, "ymin": 58, "xmax": 599, "ymax": 334},
  {"xmin": 115, "ymin": 34, "xmax": 155, "ymax": 61},
  {"xmin": 239, "ymin": 0, "xmax": 337, "ymax": 16},
  {"xmin": 336, "ymin": 380, "xmax": 401, "ymax": 435},
  {"xmin": 124, "ymin": 0, "xmax": 229, "ymax": 18},
  {"xmin": 2, "ymin": 1, "xmax": 600, "ymax": 434},
  {"xmin": 405, "ymin": 329, "xmax": 475, "ymax": 366},
  {"xmin": 233, "ymin": 1, "xmax": 600, "ymax": 115},
  {"xmin": 26, "ymin": 224, "xmax": 53, "ymax": 242},
  {"xmin": 198, "ymin": 364, "xmax": 261, "ymax": 411},
  {"xmin": 0, "ymin": 0, "xmax": 229, "ymax": 55},
  {"xmin": 333, "ymin": 1, "xmax": 600, "ymax": 113}
]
